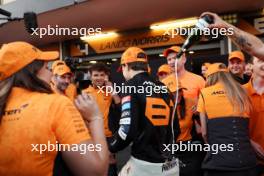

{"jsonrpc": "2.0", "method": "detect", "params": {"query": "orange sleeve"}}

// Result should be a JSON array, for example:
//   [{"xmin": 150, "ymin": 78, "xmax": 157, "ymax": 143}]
[
  {"xmin": 65, "ymin": 84, "xmax": 77, "ymax": 101},
  {"xmin": 51, "ymin": 96, "xmax": 91, "ymax": 144},
  {"xmin": 198, "ymin": 77, "xmax": 206, "ymax": 93},
  {"xmin": 197, "ymin": 93, "xmax": 205, "ymax": 114}
]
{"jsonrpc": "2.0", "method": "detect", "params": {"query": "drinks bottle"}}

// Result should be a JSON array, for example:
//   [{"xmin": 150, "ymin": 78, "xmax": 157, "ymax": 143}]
[{"xmin": 176, "ymin": 15, "xmax": 214, "ymax": 59}]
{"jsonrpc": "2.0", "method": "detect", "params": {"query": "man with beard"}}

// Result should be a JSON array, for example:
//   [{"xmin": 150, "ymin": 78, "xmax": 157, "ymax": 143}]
[{"xmin": 52, "ymin": 64, "xmax": 73, "ymax": 97}]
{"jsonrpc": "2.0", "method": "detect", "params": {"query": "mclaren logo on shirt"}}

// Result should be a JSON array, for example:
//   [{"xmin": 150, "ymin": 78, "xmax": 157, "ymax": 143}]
[
  {"xmin": 211, "ymin": 91, "xmax": 225, "ymax": 96},
  {"xmin": 143, "ymin": 81, "xmax": 156, "ymax": 86}
]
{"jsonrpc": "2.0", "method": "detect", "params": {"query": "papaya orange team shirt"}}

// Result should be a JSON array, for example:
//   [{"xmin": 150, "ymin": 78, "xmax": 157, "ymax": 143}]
[
  {"xmin": 177, "ymin": 98, "xmax": 196, "ymax": 142},
  {"xmin": 83, "ymin": 86, "xmax": 113, "ymax": 137},
  {"xmin": 162, "ymin": 71, "xmax": 205, "ymax": 99},
  {"xmin": 0, "ymin": 87, "xmax": 90, "ymax": 176},
  {"xmin": 197, "ymin": 83, "xmax": 249, "ymax": 118},
  {"xmin": 244, "ymin": 80, "xmax": 264, "ymax": 163},
  {"xmin": 65, "ymin": 83, "xmax": 78, "ymax": 101}
]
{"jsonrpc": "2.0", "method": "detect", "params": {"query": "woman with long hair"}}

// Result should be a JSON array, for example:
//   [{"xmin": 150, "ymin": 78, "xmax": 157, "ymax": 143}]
[
  {"xmin": 0, "ymin": 42, "xmax": 108, "ymax": 176},
  {"xmin": 197, "ymin": 63, "xmax": 256, "ymax": 176}
]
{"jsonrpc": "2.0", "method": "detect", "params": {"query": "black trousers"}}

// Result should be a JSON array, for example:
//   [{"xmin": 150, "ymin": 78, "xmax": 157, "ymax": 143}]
[
  {"xmin": 204, "ymin": 167, "xmax": 257, "ymax": 176},
  {"xmin": 177, "ymin": 150, "xmax": 205, "ymax": 176}
]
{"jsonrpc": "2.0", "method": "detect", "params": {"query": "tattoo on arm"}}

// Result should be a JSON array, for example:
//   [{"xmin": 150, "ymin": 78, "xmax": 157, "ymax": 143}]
[
  {"xmin": 227, "ymin": 24, "xmax": 264, "ymax": 59},
  {"xmin": 230, "ymin": 29, "xmax": 253, "ymax": 51},
  {"xmin": 235, "ymin": 35, "xmax": 252, "ymax": 49}
]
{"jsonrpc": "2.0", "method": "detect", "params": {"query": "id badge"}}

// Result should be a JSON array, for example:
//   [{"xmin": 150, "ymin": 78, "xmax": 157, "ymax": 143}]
[{"xmin": 161, "ymin": 158, "xmax": 180, "ymax": 176}]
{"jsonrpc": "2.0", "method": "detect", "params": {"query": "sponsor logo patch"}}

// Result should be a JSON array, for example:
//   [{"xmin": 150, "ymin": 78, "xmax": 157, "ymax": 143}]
[
  {"xmin": 121, "ymin": 111, "xmax": 130, "ymax": 118},
  {"xmin": 122, "ymin": 103, "xmax": 131, "ymax": 111},
  {"xmin": 122, "ymin": 96, "xmax": 131, "ymax": 104},
  {"xmin": 119, "ymin": 118, "xmax": 131, "ymax": 125}
]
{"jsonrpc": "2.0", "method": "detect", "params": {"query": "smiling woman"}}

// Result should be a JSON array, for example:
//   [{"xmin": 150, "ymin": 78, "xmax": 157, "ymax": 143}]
[{"xmin": 0, "ymin": 41, "xmax": 108, "ymax": 176}]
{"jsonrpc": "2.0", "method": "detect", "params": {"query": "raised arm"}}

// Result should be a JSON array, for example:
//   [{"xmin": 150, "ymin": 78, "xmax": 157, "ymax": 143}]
[
  {"xmin": 201, "ymin": 12, "xmax": 264, "ymax": 60},
  {"xmin": 61, "ymin": 93, "xmax": 109, "ymax": 176}
]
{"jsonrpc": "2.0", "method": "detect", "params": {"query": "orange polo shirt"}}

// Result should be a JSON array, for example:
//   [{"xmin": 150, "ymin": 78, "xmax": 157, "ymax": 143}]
[
  {"xmin": 244, "ymin": 80, "xmax": 264, "ymax": 163},
  {"xmin": 176, "ymin": 98, "xmax": 196, "ymax": 142},
  {"xmin": 162, "ymin": 71, "xmax": 205, "ymax": 99},
  {"xmin": 83, "ymin": 86, "xmax": 113, "ymax": 137},
  {"xmin": 65, "ymin": 83, "xmax": 77, "ymax": 101},
  {"xmin": 0, "ymin": 87, "xmax": 90, "ymax": 176}
]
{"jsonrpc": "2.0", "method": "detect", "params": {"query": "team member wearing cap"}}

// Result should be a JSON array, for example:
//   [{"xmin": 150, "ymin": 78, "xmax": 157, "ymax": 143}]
[
  {"xmin": 228, "ymin": 50, "xmax": 250, "ymax": 84},
  {"xmin": 162, "ymin": 46, "xmax": 205, "ymax": 170},
  {"xmin": 51, "ymin": 60, "xmax": 77, "ymax": 101},
  {"xmin": 244, "ymin": 56, "xmax": 264, "ymax": 176},
  {"xmin": 0, "ymin": 42, "xmax": 108, "ymax": 176},
  {"xmin": 157, "ymin": 64, "xmax": 171, "ymax": 81},
  {"xmin": 50, "ymin": 62, "xmax": 79, "ymax": 175},
  {"xmin": 50, "ymin": 60, "xmax": 66, "ymax": 89},
  {"xmin": 163, "ymin": 46, "xmax": 205, "ymax": 99},
  {"xmin": 162, "ymin": 77, "xmax": 202, "ymax": 176},
  {"xmin": 108, "ymin": 47, "xmax": 180, "ymax": 176},
  {"xmin": 197, "ymin": 63, "xmax": 256, "ymax": 176},
  {"xmin": 83, "ymin": 62, "xmax": 121, "ymax": 176},
  {"xmin": 52, "ymin": 64, "xmax": 73, "ymax": 95}
]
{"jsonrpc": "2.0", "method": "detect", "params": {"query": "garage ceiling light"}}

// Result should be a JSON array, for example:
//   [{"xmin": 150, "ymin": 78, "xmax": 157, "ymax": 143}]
[{"xmin": 150, "ymin": 17, "xmax": 198, "ymax": 30}]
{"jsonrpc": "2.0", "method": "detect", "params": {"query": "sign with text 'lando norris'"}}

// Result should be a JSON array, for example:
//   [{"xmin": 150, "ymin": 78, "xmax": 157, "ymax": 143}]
[{"xmin": 82, "ymin": 29, "xmax": 185, "ymax": 54}]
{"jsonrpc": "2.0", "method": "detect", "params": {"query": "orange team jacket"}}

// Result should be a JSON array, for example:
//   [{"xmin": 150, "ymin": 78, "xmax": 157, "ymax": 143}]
[
  {"xmin": 83, "ymin": 86, "xmax": 113, "ymax": 137},
  {"xmin": 0, "ymin": 87, "xmax": 90, "ymax": 176}
]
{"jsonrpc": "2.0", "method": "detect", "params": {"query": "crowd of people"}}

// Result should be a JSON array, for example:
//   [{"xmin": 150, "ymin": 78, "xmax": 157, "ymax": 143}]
[{"xmin": 0, "ymin": 12, "xmax": 263, "ymax": 176}]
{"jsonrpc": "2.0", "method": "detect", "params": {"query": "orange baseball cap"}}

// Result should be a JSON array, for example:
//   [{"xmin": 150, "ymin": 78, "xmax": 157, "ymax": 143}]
[
  {"xmin": 228, "ymin": 51, "xmax": 245, "ymax": 62},
  {"xmin": 163, "ymin": 46, "xmax": 181, "ymax": 57},
  {"xmin": 0, "ymin": 41, "xmax": 59, "ymax": 81},
  {"xmin": 157, "ymin": 64, "xmax": 171, "ymax": 75},
  {"xmin": 205, "ymin": 63, "xmax": 228, "ymax": 77},
  {"xmin": 121, "ymin": 47, "xmax": 147, "ymax": 65},
  {"xmin": 52, "ymin": 60, "xmax": 66, "ymax": 71},
  {"xmin": 118, "ymin": 47, "xmax": 148, "ymax": 72},
  {"xmin": 53, "ymin": 65, "xmax": 72, "ymax": 76}
]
